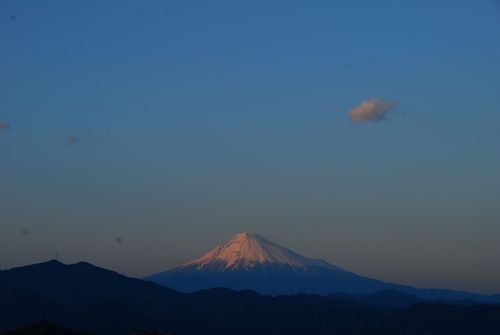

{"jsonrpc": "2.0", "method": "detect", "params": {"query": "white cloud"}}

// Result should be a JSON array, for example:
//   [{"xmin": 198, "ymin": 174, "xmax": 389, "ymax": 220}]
[{"xmin": 348, "ymin": 98, "xmax": 396, "ymax": 124}]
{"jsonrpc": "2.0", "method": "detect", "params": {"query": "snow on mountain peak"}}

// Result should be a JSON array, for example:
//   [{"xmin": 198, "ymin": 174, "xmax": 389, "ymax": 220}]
[{"xmin": 184, "ymin": 232, "xmax": 343, "ymax": 271}]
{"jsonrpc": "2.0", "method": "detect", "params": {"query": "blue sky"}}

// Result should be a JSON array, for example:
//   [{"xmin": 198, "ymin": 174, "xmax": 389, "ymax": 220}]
[{"xmin": 1, "ymin": 0, "xmax": 500, "ymax": 293}]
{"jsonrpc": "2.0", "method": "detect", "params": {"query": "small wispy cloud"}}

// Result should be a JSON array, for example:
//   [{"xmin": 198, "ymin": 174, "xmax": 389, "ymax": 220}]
[
  {"xmin": 67, "ymin": 135, "xmax": 79, "ymax": 144},
  {"xmin": 0, "ymin": 123, "xmax": 10, "ymax": 131},
  {"xmin": 348, "ymin": 98, "xmax": 396, "ymax": 124}
]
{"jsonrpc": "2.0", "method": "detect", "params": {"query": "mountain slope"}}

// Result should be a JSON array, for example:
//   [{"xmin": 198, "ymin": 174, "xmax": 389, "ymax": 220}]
[
  {"xmin": 146, "ymin": 232, "xmax": 388, "ymax": 295},
  {"xmin": 146, "ymin": 232, "xmax": 497, "ymax": 301}
]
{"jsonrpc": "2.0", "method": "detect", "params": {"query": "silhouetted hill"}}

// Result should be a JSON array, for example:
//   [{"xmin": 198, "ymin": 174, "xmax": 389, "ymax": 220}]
[
  {"xmin": 0, "ymin": 261, "xmax": 184, "ymax": 334},
  {"xmin": 358, "ymin": 289, "xmax": 423, "ymax": 309},
  {"xmin": 0, "ymin": 260, "xmax": 183, "ymax": 306},
  {"xmin": 1, "ymin": 260, "xmax": 500, "ymax": 335},
  {"xmin": 327, "ymin": 289, "xmax": 499, "ymax": 309},
  {"xmin": 386, "ymin": 303, "xmax": 500, "ymax": 335}
]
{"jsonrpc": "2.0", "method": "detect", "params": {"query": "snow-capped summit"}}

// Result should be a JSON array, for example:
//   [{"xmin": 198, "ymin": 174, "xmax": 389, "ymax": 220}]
[
  {"xmin": 146, "ymin": 232, "xmax": 494, "ymax": 299},
  {"xmin": 146, "ymin": 232, "xmax": 397, "ymax": 295},
  {"xmin": 185, "ymin": 232, "xmax": 341, "ymax": 271}
]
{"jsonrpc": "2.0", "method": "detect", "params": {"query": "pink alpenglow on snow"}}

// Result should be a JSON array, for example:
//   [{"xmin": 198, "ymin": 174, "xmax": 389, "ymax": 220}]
[{"xmin": 185, "ymin": 232, "xmax": 340, "ymax": 271}]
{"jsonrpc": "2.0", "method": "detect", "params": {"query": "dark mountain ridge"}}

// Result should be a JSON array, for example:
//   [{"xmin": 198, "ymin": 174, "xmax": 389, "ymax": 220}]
[{"xmin": 1, "ymin": 260, "xmax": 500, "ymax": 335}]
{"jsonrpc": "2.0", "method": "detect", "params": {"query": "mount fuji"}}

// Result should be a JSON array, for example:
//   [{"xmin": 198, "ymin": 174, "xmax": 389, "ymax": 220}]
[{"xmin": 146, "ymin": 232, "xmax": 494, "ymax": 301}]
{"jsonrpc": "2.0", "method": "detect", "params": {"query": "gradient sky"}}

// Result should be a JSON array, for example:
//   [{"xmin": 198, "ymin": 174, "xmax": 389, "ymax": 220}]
[{"xmin": 1, "ymin": 0, "xmax": 500, "ymax": 294}]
